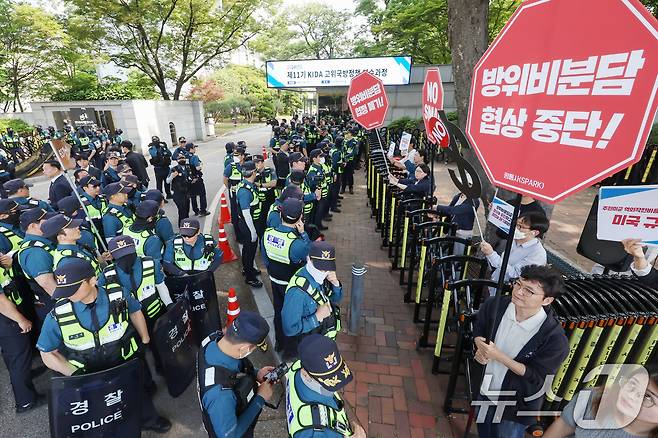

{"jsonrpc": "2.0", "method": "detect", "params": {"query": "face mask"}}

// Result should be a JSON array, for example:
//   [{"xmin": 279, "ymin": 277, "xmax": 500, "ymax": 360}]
[
  {"xmin": 301, "ymin": 371, "xmax": 333, "ymax": 397},
  {"xmin": 306, "ymin": 259, "xmax": 329, "ymax": 283},
  {"xmin": 513, "ymin": 228, "xmax": 527, "ymax": 240},
  {"xmin": 238, "ymin": 345, "xmax": 253, "ymax": 360},
  {"xmin": 319, "ymin": 157, "xmax": 325, "ymax": 165},
  {"xmin": 233, "ymin": 156, "xmax": 240, "ymax": 163},
  {"xmin": 116, "ymin": 253, "xmax": 137, "ymax": 272}
]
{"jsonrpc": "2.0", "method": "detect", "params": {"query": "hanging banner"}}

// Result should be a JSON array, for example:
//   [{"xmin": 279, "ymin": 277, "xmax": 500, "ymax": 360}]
[{"xmin": 597, "ymin": 185, "xmax": 658, "ymax": 245}]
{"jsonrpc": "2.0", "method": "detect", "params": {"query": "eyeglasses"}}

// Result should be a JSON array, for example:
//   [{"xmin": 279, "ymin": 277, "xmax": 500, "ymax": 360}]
[
  {"xmin": 516, "ymin": 223, "xmax": 532, "ymax": 231},
  {"xmin": 623, "ymin": 377, "xmax": 658, "ymax": 408},
  {"xmin": 512, "ymin": 279, "xmax": 544, "ymax": 297}
]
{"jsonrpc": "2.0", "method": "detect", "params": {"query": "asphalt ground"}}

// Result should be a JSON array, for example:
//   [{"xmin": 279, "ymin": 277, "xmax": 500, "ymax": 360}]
[{"xmin": 0, "ymin": 124, "xmax": 288, "ymax": 437}]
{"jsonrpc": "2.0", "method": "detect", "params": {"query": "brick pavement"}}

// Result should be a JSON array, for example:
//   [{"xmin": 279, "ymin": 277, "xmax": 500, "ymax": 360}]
[{"xmin": 323, "ymin": 168, "xmax": 468, "ymax": 438}]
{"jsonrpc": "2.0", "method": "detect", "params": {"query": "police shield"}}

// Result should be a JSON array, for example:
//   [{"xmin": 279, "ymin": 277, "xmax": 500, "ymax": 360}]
[
  {"xmin": 152, "ymin": 298, "xmax": 197, "ymax": 397},
  {"xmin": 49, "ymin": 359, "xmax": 142, "ymax": 438},
  {"xmin": 165, "ymin": 271, "xmax": 222, "ymax": 343}
]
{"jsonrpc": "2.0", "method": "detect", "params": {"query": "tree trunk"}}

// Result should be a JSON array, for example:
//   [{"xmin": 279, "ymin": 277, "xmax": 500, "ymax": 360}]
[{"xmin": 157, "ymin": 81, "xmax": 171, "ymax": 100}]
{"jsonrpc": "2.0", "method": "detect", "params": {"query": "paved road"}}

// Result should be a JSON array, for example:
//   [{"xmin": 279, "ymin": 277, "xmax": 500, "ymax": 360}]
[{"xmin": 0, "ymin": 125, "xmax": 288, "ymax": 437}]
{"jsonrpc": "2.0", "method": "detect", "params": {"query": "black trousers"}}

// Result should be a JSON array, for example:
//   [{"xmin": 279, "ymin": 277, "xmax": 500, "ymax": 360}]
[
  {"xmin": 269, "ymin": 280, "xmax": 289, "ymax": 348},
  {"xmin": 314, "ymin": 197, "xmax": 330, "ymax": 228},
  {"xmin": 190, "ymin": 179, "xmax": 208, "ymax": 214},
  {"xmin": 172, "ymin": 192, "xmax": 190, "ymax": 223},
  {"xmin": 342, "ymin": 161, "xmax": 355, "ymax": 191},
  {"xmin": 241, "ymin": 239, "xmax": 259, "ymax": 281},
  {"xmin": 331, "ymin": 176, "xmax": 342, "ymax": 208},
  {"xmin": 0, "ymin": 324, "xmax": 36, "ymax": 407},
  {"xmin": 154, "ymin": 169, "xmax": 172, "ymax": 197},
  {"xmin": 138, "ymin": 357, "xmax": 161, "ymax": 427}
]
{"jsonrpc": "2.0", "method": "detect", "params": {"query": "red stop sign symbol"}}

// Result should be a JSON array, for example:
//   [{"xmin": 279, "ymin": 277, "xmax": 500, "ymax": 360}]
[
  {"xmin": 422, "ymin": 68, "xmax": 444, "ymax": 144},
  {"xmin": 428, "ymin": 117, "xmax": 450, "ymax": 148}
]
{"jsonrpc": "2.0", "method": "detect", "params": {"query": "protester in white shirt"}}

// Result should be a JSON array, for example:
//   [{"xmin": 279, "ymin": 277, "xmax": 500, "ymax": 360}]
[{"xmin": 480, "ymin": 211, "xmax": 549, "ymax": 296}]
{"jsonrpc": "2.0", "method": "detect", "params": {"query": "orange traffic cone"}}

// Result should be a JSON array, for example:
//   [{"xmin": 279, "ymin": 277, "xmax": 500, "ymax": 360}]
[
  {"xmin": 226, "ymin": 287, "xmax": 240, "ymax": 327},
  {"xmin": 219, "ymin": 192, "xmax": 231, "ymax": 224},
  {"xmin": 261, "ymin": 145, "xmax": 268, "ymax": 160},
  {"xmin": 217, "ymin": 224, "xmax": 238, "ymax": 263}
]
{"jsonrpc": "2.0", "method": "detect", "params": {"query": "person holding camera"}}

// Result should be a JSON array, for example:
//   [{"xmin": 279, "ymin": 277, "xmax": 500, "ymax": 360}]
[
  {"xmin": 167, "ymin": 155, "xmax": 193, "ymax": 223},
  {"xmin": 148, "ymin": 136, "xmax": 172, "ymax": 201},
  {"xmin": 197, "ymin": 311, "xmax": 276, "ymax": 438}
]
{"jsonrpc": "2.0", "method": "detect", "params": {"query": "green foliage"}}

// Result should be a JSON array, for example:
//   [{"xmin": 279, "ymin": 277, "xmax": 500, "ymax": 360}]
[
  {"xmin": 353, "ymin": 0, "xmax": 520, "ymax": 64},
  {"xmin": 65, "ymin": 0, "xmax": 270, "ymax": 100},
  {"xmin": 250, "ymin": 2, "xmax": 351, "ymax": 60},
  {"xmin": 446, "ymin": 111, "xmax": 458, "ymax": 123},
  {"xmin": 388, "ymin": 116, "xmax": 423, "ymax": 131},
  {"xmin": 641, "ymin": 0, "xmax": 658, "ymax": 18},
  {"xmin": 51, "ymin": 70, "xmax": 159, "ymax": 101},
  {"xmin": 0, "ymin": 118, "xmax": 32, "ymax": 133},
  {"xmin": 648, "ymin": 123, "xmax": 658, "ymax": 145}
]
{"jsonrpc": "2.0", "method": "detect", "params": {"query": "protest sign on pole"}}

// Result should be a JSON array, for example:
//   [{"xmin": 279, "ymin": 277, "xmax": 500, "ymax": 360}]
[{"xmin": 597, "ymin": 185, "xmax": 658, "ymax": 245}]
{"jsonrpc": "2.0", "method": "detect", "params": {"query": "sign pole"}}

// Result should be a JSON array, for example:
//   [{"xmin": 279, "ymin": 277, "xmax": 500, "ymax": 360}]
[{"xmin": 50, "ymin": 143, "xmax": 108, "ymax": 254}]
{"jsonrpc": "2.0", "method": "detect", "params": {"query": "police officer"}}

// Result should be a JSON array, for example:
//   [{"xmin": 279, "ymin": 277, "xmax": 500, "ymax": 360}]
[
  {"xmin": 261, "ymin": 198, "xmax": 310, "ymax": 356},
  {"xmin": 236, "ymin": 161, "xmax": 263, "ymax": 288},
  {"xmin": 43, "ymin": 160, "xmax": 73, "ymax": 210},
  {"xmin": 197, "ymin": 311, "xmax": 275, "ymax": 438},
  {"xmin": 341, "ymin": 129, "xmax": 358, "ymax": 194},
  {"xmin": 288, "ymin": 169, "xmax": 320, "ymax": 225},
  {"xmin": 56, "ymin": 195, "xmax": 101, "ymax": 253},
  {"xmin": 307, "ymin": 149, "xmax": 330, "ymax": 231},
  {"xmin": 286, "ymin": 334, "xmax": 365, "ymax": 438},
  {"xmin": 328, "ymin": 138, "xmax": 343, "ymax": 213},
  {"xmin": 101, "ymin": 182, "xmax": 135, "ymax": 242},
  {"xmin": 0, "ymin": 199, "xmax": 24, "ymax": 255},
  {"xmin": 123, "ymin": 200, "xmax": 164, "ymax": 260},
  {"xmin": 282, "ymin": 242, "xmax": 343, "ymax": 355},
  {"xmin": 186, "ymin": 143, "xmax": 210, "ymax": 217},
  {"xmin": 224, "ymin": 146, "xmax": 245, "ymax": 228},
  {"xmin": 36, "ymin": 259, "xmax": 172, "ymax": 433},
  {"xmin": 168, "ymin": 154, "xmax": 193, "ymax": 223},
  {"xmin": 143, "ymin": 190, "xmax": 175, "ymax": 243},
  {"xmin": 162, "ymin": 219, "xmax": 223, "ymax": 276},
  {"xmin": 223, "ymin": 142, "xmax": 236, "ymax": 168},
  {"xmin": 172, "ymin": 136, "xmax": 189, "ymax": 161},
  {"xmin": 18, "ymin": 208, "xmax": 57, "ymax": 326},
  {"xmin": 122, "ymin": 174, "xmax": 145, "ymax": 212},
  {"xmin": 148, "ymin": 136, "xmax": 173, "ymax": 200},
  {"xmin": 101, "ymin": 151, "xmax": 122, "ymax": 187},
  {"xmin": 42, "ymin": 214, "xmax": 104, "ymax": 274},
  {"xmin": 4, "ymin": 178, "xmax": 52, "ymax": 211},
  {"xmin": 77, "ymin": 175, "xmax": 106, "ymax": 238},
  {"xmin": 0, "ymin": 261, "xmax": 43, "ymax": 413},
  {"xmin": 266, "ymin": 186, "xmax": 304, "ymax": 229},
  {"xmin": 253, "ymin": 154, "xmax": 277, "ymax": 234}
]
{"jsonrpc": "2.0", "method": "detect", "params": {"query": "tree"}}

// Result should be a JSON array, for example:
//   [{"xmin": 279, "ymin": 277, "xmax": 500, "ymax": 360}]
[
  {"xmin": 641, "ymin": 0, "xmax": 658, "ymax": 17},
  {"xmin": 65, "ymin": 0, "xmax": 269, "ymax": 100},
  {"xmin": 0, "ymin": 3, "xmax": 66, "ymax": 111},
  {"xmin": 250, "ymin": 2, "xmax": 352, "ymax": 60},
  {"xmin": 186, "ymin": 78, "xmax": 225, "ymax": 102},
  {"xmin": 51, "ymin": 70, "xmax": 160, "ymax": 101}
]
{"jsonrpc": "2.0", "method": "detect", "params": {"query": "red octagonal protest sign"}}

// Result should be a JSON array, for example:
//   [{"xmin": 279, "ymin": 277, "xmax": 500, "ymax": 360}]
[
  {"xmin": 348, "ymin": 71, "xmax": 389, "ymax": 129},
  {"xmin": 467, "ymin": 0, "xmax": 658, "ymax": 204},
  {"xmin": 422, "ymin": 68, "xmax": 444, "ymax": 144}
]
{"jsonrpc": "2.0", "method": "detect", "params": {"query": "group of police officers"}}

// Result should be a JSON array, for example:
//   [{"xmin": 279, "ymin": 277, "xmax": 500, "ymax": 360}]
[{"xmin": 0, "ymin": 116, "xmax": 367, "ymax": 437}]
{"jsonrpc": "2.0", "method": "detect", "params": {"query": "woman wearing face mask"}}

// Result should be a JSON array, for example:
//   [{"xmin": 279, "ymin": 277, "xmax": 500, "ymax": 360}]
[
  {"xmin": 545, "ymin": 365, "xmax": 658, "ymax": 438},
  {"xmin": 480, "ymin": 211, "xmax": 549, "ymax": 297},
  {"xmin": 281, "ymin": 241, "xmax": 344, "ymax": 361}
]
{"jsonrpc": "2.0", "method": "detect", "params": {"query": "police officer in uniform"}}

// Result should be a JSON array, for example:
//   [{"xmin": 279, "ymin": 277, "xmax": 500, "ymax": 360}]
[
  {"xmin": 56, "ymin": 195, "xmax": 101, "ymax": 253},
  {"xmin": 167, "ymin": 154, "xmax": 194, "ymax": 223},
  {"xmin": 162, "ymin": 219, "xmax": 223, "ymax": 276},
  {"xmin": 186, "ymin": 143, "xmax": 210, "ymax": 217},
  {"xmin": 101, "ymin": 151, "xmax": 122, "ymax": 187},
  {"xmin": 224, "ymin": 146, "xmax": 245, "ymax": 229},
  {"xmin": 143, "ymin": 190, "xmax": 175, "ymax": 243},
  {"xmin": 253, "ymin": 154, "xmax": 277, "ymax": 235},
  {"xmin": 148, "ymin": 136, "xmax": 173, "ymax": 200},
  {"xmin": 77, "ymin": 175, "xmax": 106, "ymax": 238},
  {"xmin": 4, "ymin": 178, "xmax": 53, "ymax": 211},
  {"xmin": 236, "ymin": 161, "xmax": 263, "ymax": 288},
  {"xmin": 341, "ymin": 130, "xmax": 358, "ymax": 194},
  {"xmin": 288, "ymin": 170, "xmax": 320, "ymax": 226},
  {"xmin": 223, "ymin": 142, "xmax": 235, "ymax": 168},
  {"xmin": 261, "ymin": 198, "xmax": 310, "ymax": 356},
  {"xmin": 123, "ymin": 200, "xmax": 164, "ymax": 260},
  {"xmin": 286, "ymin": 334, "xmax": 366, "ymax": 438},
  {"xmin": 282, "ymin": 242, "xmax": 343, "ymax": 355},
  {"xmin": 266, "ymin": 186, "xmax": 304, "ymax": 229},
  {"xmin": 18, "ymin": 208, "xmax": 57, "ymax": 326},
  {"xmin": 306, "ymin": 149, "xmax": 329, "ymax": 231},
  {"xmin": 101, "ymin": 182, "xmax": 134, "ymax": 242},
  {"xmin": 0, "ymin": 260, "xmax": 43, "ymax": 413},
  {"xmin": 197, "ymin": 311, "xmax": 275, "ymax": 438},
  {"xmin": 0, "ymin": 199, "xmax": 24, "ymax": 255},
  {"xmin": 42, "ymin": 214, "xmax": 104, "ymax": 274},
  {"xmin": 36, "ymin": 259, "xmax": 172, "ymax": 433}
]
